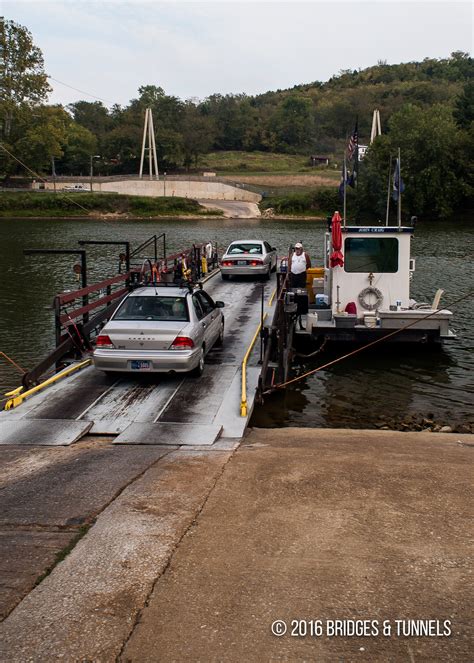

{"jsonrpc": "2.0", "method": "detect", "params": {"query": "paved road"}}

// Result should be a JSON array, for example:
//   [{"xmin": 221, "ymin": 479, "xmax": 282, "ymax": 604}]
[
  {"xmin": 198, "ymin": 200, "xmax": 261, "ymax": 218},
  {"xmin": 0, "ymin": 428, "xmax": 472, "ymax": 661}
]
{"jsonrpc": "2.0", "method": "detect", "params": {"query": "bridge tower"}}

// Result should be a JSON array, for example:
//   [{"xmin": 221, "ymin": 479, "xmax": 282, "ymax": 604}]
[
  {"xmin": 139, "ymin": 107, "xmax": 159, "ymax": 179},
  {"xmin": 370, "ymin": 109, "xmax": 382, "ymax": 143}
]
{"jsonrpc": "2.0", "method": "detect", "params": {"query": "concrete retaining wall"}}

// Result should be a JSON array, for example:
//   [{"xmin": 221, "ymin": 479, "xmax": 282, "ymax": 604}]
[{"xmin": 98, "ymin": 179, "xmax": 261, "ymax": 202}]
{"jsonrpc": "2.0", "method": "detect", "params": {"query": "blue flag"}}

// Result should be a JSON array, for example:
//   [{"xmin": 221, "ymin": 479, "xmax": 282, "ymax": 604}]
[
  {"xmin": 338, "ymin": 163, "xmax": 356, "ymax": 200},
  {"xmin": 392, "ymin": 158, "xmax": 405, "ymax": 201}
]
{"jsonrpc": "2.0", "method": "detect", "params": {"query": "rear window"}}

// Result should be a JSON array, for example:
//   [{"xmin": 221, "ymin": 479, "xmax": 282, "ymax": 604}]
[
  {"xmin": 228, "ymin": 243, "xmax": 262, "ymax": 255},
  {"xmin": 114, "ymin": 296, "xmax": 189, "ymax": 321}
]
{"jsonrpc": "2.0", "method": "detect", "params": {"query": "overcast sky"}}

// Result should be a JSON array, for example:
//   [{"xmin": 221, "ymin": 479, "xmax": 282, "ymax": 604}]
[{"xmin": 3, "ymin": 1, "xmax": 473, "ymax": 108}]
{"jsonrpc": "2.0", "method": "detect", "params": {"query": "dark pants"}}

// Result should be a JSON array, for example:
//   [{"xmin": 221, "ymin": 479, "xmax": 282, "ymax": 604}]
[{"xmin": 290, "ymin": 271, "xmax": 307, "ymax": 289}]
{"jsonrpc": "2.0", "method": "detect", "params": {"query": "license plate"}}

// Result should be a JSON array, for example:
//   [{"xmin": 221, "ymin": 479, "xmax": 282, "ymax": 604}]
[
  {"xmin": 131, "ymin": 360, "xmax": 151, "ymax": 371},
  {"xmin": 237, "ymin": 260, "xmax": 247, "ymax": 265}
]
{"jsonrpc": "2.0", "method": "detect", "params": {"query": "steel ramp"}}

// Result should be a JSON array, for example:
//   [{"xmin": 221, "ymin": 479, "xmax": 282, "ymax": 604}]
[
  {"xmin": 113, "ymin": 422, "xmax": 223, "ymax": 446},
  {"xmin": 0, "ymin": 420, "xmax": 93, "ymax": 446}
]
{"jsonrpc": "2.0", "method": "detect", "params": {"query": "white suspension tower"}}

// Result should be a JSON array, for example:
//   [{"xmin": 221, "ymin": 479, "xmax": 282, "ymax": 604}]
[
  {"xmin": 370, "ymin": 109, "xmax": 382, "ymax": 144},
  {"xmin": 139, "ymin": 108, "xmax": 159, "ymax": 179}
]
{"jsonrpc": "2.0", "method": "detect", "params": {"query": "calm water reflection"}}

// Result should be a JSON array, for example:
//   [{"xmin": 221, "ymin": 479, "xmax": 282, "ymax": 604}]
[{"xmin": 0, "ymin": 216, "xmax": 472, "ymax": 427}]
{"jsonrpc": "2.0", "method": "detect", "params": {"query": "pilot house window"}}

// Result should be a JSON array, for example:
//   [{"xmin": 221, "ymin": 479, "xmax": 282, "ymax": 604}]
[{"xmin": 344, "ymin": 238, "xmax": 399, "ymax": 273}]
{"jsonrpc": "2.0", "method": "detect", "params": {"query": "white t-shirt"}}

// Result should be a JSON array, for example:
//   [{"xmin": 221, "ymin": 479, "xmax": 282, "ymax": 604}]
[{"xmin": 291, "ymin": 252, "xmax": 307, "ymax": 274}]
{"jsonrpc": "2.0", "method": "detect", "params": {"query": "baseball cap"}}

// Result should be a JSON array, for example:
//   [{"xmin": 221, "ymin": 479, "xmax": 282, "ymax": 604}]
[{"xmin": 294, "ymin": 242, "xmax": 303, "ymax": 249}]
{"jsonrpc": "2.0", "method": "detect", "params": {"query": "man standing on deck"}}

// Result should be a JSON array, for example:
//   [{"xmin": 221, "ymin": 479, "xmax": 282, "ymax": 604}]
[{"xmin": 289, "ymin": 242, "xmax": 311, "ymax": 289}]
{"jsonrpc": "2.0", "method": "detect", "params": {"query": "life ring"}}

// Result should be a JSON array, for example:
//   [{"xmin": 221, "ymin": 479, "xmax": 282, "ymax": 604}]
[{"xmin": 358, "ymin": 287, "xmax": 383, "ymax": 311}]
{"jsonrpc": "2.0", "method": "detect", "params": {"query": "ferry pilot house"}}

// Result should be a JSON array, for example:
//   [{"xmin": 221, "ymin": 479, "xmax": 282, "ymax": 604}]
[{"xmin": 344, "ymin": 237, "xmax": 399, "ymax": 273}]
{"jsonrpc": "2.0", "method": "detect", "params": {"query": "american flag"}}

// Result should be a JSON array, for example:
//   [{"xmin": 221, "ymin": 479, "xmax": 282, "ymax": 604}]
[{"xmin": 347, "ymin": 120, "xmax": 358, "ymax": 161}]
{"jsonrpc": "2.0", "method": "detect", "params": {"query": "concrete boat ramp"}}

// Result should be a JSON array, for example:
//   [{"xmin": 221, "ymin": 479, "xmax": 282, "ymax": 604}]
[{"xmin": 0, "ymin": 274, "xmax": 275, "ymax": 447}]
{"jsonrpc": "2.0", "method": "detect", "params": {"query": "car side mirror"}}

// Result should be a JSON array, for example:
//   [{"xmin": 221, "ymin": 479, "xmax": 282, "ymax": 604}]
[
  {"xmin": 272, "ymin": 247, "xmax": 277, "ymax": 252},
  {"xmin": 215, "ymin": 301, "xmax": 225, "ymax": 308}
]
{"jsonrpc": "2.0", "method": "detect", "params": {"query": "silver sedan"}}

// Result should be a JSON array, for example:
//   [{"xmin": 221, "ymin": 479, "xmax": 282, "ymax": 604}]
[
  {"xmin": 220, "ymin": 239, "xmax": 277, "ymax": 280},
  {"xmin": 93, "ymin": 285, "xmax": 224, "ymax": 376}
]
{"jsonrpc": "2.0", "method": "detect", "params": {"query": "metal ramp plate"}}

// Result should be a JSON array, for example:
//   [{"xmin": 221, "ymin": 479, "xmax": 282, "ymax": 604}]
[
  {"xmin": 0, "ymin": 420, "xmax": 93, "ymax": 446},
  {"xmin": 113, "ymin": 422, "xmax": 223, "ymax": 446}
]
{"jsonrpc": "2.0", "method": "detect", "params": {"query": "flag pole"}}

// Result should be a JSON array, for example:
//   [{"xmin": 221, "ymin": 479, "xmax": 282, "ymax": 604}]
[
  {"xmin": 343, "ymin": 155, "xmax": 347, "ymax": 228},
  {"xmin": 397, "ymin": 148, "xmax": 401, "ymax": 228},
  {"xmin": 385, "ymin": 155, "xmax": 392, "ymax": 226}
]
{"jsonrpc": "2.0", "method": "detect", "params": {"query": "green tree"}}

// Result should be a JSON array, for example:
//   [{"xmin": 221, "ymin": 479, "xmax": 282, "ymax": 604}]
[
  {"xmin": 356, "ymin": 104, "xmax": 464, "ymax": 218},
  {"xmin": 67, "ymin": 100, "xmax": 111, "ymax": 153},
  {"xmin": 0, "ymin": 19, "xmax": 51, "ymax": 138},
  {"xmin": 454, "ymin": 80, "xmax": 474, "ymax": 129},
  {"xmin": 14, "ymin": 105, "xmax": 69, "ymax": 174},
  {"xmin": 59, "ymin": 122, "xmax": 98, "ymax": 174},
  {"xmin": 181, "ymin": 102, "xmax": 216, "ymax": 170},
  {"xmin": 269, "ymin": 95, "xmax": 315, "ymax": 152}
]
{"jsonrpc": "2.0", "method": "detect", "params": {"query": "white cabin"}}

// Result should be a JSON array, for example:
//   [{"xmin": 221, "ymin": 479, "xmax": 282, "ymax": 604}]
[
  {"xmin": 315, "ymin": 225, "xmax": 454, "ymax": 340},
  {"xmin": 326, "ymin": 226, "xmax": 413, "ymax": 313}
]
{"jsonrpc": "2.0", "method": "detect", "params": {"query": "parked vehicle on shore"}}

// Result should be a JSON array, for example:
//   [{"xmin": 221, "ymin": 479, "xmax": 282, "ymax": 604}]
[
  {"xmin": 63, "ymin": 183, "xmax": 88, "ymax": 192},
  {"xmin": 93, "ymin": 284, "xmax": 225, "ymax": 375},
  {"xmin": 220, "ymin": 240, "xmax": 277, "ymax": 280}
]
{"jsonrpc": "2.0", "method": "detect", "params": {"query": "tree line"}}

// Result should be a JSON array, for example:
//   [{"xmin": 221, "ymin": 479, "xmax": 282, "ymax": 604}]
[{"xmin": 1, "ymin": 19, "xmax": 473, "ymax": 217}]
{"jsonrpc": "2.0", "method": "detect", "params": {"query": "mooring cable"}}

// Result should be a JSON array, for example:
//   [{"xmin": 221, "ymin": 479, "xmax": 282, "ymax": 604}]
[
  {"xmin": 0, "ymin": 352, "xmax": 26, "ymax": 375},
  {"xmin": 262, "ymin": 289, "xmax": 474, "ymax": 395}
]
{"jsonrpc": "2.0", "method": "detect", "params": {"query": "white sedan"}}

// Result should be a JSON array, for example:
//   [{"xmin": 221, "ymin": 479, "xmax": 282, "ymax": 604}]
[
  {"xmin": 220, "ymin": 240, "xmax": 277, "ymax": 280},
  {"xmin": 93, "ymin": 284, "xmax": 225, "ymax": 376}
]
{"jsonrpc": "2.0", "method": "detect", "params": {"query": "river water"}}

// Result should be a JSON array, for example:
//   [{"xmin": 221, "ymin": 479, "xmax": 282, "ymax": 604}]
[{"xmin": 0, "ymin": 216, "xmax": 472, "ymax": 428}]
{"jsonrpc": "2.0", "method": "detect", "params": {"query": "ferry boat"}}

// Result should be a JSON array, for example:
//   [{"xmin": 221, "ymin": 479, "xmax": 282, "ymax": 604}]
[{"xmin": 301, "ymin": 214, "xmax": 455, "ymax": 345}]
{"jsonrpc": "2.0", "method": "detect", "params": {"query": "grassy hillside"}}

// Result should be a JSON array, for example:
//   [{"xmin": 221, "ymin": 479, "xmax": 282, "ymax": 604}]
[{"xmin": 200, "ymin": 151, "xmax": 316, "ymax": 173}]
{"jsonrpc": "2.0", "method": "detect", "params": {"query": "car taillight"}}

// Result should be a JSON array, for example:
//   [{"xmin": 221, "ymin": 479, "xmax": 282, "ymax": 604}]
[
  {"xmin": 250, "ymin": 260, "xmax": 262, "ymax": 266},
  {"xmin": 221, "ymin": 260, "xmax": 233, "ymax": 267},
  {"xmin": 171, "ymin": 336, "xmax": 195, "ymax": 349},
  {"xmin": 96, "ymin": 334, "xmax": 114, "ymax": 349}
]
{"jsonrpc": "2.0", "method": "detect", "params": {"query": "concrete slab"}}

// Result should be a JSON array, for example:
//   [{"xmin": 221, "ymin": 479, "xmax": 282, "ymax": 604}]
[
  {"xmin": 0, "ymin": 530, "xmax": 75, "ymax": 620},
  {"xmin": 113, "ymin": 422, "xmax": 223, "ymax": 446},
  {"xmin": 0, "ymin": 443, "xmax": 174, "ymax": 528},
  {"xmin": 121, "ymin": 428, "xmax": 473, "ymax": 663},
  {"xmin": 0, "ymin": 448, "xmax": 233, "ymax": 662},
  {"xmin": 0, "ymin": 419, "xmax": 93, "ymax": 446},
  {"xmin": 0, "ymin": 441, "xmax": 176, "ymax": 620}
]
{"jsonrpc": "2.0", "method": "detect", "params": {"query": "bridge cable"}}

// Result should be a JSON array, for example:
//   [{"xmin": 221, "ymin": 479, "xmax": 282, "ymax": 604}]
[{"xmin": 0, "ymin": 143, "xmax": 113, "ymax": 224}]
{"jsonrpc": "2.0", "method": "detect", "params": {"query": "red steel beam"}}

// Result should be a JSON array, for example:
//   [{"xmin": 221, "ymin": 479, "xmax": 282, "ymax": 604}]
[{"xmin": 60, "ymin": 288, "xmax": 128, "ymax": 325}]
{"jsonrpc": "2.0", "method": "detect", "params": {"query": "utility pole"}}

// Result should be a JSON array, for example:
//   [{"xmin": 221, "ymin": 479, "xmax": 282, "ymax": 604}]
[
  {"xmin": 51, "ymin": 156, "xmax": 57, "ymax": 193},
  {"xmin": 90, "ymin": 155, "xmax": 100, "ymax": 193}
]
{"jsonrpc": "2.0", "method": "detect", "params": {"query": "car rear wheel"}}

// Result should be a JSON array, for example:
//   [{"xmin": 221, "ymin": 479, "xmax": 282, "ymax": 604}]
[
  {"xmin": 191, "ymin": 347, "xmax": 205, "ymax": 377},
  {"xmin": 221, "ymin": 273, "xmax": 230, "ymax": 281},
  {"xmin": 215, "ymin": 320, "xmax": 224, "ymax": 347},
  {"xmin": 263, "ymin": 267, "xmax": 271, "ymax": 281}
]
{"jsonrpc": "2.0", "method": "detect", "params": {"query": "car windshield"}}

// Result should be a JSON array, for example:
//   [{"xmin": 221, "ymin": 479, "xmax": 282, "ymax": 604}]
[
  {"xmin": 228, "ymin": 243, "xmax": 262, "ymax": 255},
  {"xmin": 114, "ymin": 296, "xmax": 189, "ymax": 321}
]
